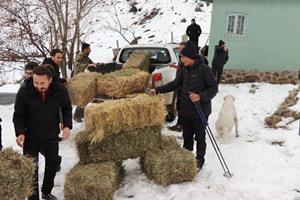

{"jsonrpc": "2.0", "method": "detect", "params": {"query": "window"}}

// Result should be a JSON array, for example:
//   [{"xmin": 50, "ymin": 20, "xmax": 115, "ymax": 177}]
[
  {"xmin": 226, "ymin": 13, "xmax": 247, "ymax": 39},
  {"xmin": 119, "ymin": 48, "xmax": 171, "ymax": 64}
]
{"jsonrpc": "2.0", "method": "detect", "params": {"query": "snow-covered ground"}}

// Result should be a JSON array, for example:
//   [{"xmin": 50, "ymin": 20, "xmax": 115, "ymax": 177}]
[{"xmin": 1, "ymin": 83, "xmax": 300, "ymax": 200}]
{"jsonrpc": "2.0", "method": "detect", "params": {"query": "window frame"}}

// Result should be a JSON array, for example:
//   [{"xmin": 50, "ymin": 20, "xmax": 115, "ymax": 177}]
[{"xmin": 225, "ymin": 12, "xmax": 247, "ymax": 40}]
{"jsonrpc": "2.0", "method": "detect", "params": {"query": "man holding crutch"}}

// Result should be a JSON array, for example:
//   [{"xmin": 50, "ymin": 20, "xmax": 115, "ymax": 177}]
[{"xmin": 150, "ymin": 42, "xmax": 218, "ymax": 170}]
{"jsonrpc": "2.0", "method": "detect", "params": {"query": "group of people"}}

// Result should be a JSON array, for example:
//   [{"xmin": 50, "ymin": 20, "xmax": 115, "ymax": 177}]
[
  {"xmin": 9, "ymin": 43, "xmax": 95, "ymax": 200},
  {"xmin": 0, "ymin": 18, "xmax": 230, "ymax": 199}
]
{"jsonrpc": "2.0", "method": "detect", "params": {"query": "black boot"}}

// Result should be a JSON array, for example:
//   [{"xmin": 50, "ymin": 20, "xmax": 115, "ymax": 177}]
[
  {"xmin": 42, "ymin": 193, "xmax": 57, "ymax": 200},
  {"xmin": 167, "ymin": 124, "xmax": 182, "ymax": 132},
  {"xmin": 196, "ymin": 155, "xmax": 205, "ymax": 171}
]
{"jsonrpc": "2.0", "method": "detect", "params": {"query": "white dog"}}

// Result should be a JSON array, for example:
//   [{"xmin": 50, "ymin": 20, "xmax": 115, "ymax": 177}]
[{"xmin": 215, "ymin": 95, "xmax": 239, "ymax": 142}]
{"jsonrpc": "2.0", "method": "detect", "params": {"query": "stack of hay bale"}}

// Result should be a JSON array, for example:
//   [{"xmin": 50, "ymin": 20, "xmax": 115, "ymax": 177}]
[
  {"xmin": 64, "ymin": 94, "xmax": 166, "ymax": 200},
  {"xmin": 0, "ymin": 148, "xmax": 35, "ymax": 200},
  {"xmin": 66, "ymin": 50, "xmax": 151, "ymax": 106},
  {"xmin": 65, "ymin": 94, "xmax": 198, "ymax": 199},
  {"xmin": 65, "ymin": 51, "xmax": 198, "ymax": 199}
]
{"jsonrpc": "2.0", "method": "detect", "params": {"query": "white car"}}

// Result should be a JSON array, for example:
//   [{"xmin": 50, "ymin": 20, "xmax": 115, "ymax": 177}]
[{"xmin": 115, "ymin": 43, "xmax": 180, "ymax": 121}]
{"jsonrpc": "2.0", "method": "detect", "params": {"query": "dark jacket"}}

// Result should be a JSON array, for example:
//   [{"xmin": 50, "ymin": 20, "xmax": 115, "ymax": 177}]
[
  {"xmin": 186, "ymin": 24, "xmax": 202, "ymax": 42},
  {"xmin": 156, "ymin": 57, "xmax": 218, "ymax": 118},
  {"xmin": 13, "ymin": 79, "xmax": 72, "ymax": 141},
  {"xmin": 42, "ymin": 58, "xmax": 67, "ymax": 83},
  {"xmin": 212, "ymin": 46, "xmax": 229, "ymax": 68}
]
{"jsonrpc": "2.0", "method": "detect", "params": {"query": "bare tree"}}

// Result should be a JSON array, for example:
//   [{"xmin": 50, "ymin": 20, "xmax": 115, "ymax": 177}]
[
  {"xmin": 0, "ymin": 0, "xmax": 106, "ymax": 78},
  {"xmin": 103, "ymin": 0, "xmax": 139, "ymax": 45}
]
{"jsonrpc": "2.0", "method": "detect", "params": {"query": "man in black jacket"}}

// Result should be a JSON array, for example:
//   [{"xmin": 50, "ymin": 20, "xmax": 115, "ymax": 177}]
[
  {"xmin": 186, "ymin": 19, "xmax": 202, "ymax": 53},
  {"xmin": 13, "ymin": 66, "xmax": 72, "ymax": 200},
  {"xmin": 150, "ymin": 42, "xmax": 218, "ymax": 170},
  {"xmin": 43, "ymin": 49, "xmax": 66, "ymax": 83},
  {"xmin": 212, "ymin": 40, "xmax": 229, "ymax": 84}
]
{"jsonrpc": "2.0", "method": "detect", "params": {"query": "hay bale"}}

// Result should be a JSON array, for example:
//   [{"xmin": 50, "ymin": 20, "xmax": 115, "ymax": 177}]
[
  {"xmin": 75, "ymin": 126, "xmax": 162, "ymax": 164},
  {"xmin": 66, "ymin": 72, "xmax": 100, "ymax": 107},
  {"xmin": 84, "ymin": 94, "xmax": 166, "ymax": 142},
  {"xmin": 122, "ymin": 50, "xmax": 150, "ymax": 72},
  {"xmin": 97, "ymin": 68, "xmax": 150, "ymax": 98},
  {"xmin": 65, "ymin": 162, "xmax": 123, "ymax": 200},
  {"xmin": 141, "ymin": 148, "xmax": 197, "ymax": 186},
  {"xmin": 160, "ymin": 135, "xmax": 181, "ymax": 151},
  {"xmin": 0, "ymin": 148, "xmax": 35, "ymax": 200}
]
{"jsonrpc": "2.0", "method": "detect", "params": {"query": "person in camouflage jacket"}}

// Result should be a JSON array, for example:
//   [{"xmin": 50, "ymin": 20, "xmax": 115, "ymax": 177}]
[
  {"xmin": 73, "ymin": 43, "xmax": 96, "ymax": 122},
  {"xmin": 72, "ymin": 43, "xmax": 96, "ymax": 76}
]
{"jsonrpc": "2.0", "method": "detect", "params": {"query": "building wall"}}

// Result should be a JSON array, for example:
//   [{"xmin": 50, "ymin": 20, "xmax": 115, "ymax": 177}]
[{"xmin": 208, "ymin": 0, "xmax": 300, "ymax": 71}]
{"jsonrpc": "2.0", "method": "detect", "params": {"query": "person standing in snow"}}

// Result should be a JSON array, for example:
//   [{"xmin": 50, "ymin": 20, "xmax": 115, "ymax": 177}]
[
  {"xmin": 72, "ymin": 43, "xmax": 96, "ymax": 122},
  {"xmin": 150, "ymin": 42, "xmax": 218, "ymax": 170},
  {"xmin": 212, "ymin": 40, "xmax": 229, "ymax": 84},
  {"xmin": 13, "ymin": 66, "xmax": 72, "ymax": 200},
  {"xmin": 186, "ymin": 19, "xmax": 202, "ymax": 53}
]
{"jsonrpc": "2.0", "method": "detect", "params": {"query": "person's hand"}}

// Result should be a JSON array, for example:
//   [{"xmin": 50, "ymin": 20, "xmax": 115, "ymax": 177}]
[
  {"xmin": 88, "ymin": 64, "xmax": 96, "ymax": 68},
  {"xmin": 149, "ymin": 89, "xmax": 157, "ymax": 95},
  {"xmin": 16, "ymin": 134, "xmax": 25, "ymax": 148},
  {"xmin": 224, "ymin": 47, "xmax": 228, "ymax": 52},
  {"xmin": 189, "ymin": 92, "xmax": 200, "ymax": 102},
  {"xmin": 169, "ymin": 63, "xmax": 178, "ymax": 69},
  {"xmin": 62, "ymin": 127, "xmax": 70, "ymax": 141}
]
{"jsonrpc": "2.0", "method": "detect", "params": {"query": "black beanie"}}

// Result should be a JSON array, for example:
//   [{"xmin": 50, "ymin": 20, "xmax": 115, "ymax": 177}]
[
  {"xmin": 81, "ymin": 43, "xmax": 90, "ymax": 51},
  {"xmin": 180, "ymin": 41, "xmax": 198, "ymax": 59}
]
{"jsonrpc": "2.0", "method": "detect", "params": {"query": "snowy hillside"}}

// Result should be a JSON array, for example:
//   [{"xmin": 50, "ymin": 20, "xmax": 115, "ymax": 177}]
[
  {"xmin": 86, "ymin": 0, "xmax": 212, "ymax": 62},
  {"xmin": 1, "ymin": 83, "xmax": 300, "ymax": 199}
]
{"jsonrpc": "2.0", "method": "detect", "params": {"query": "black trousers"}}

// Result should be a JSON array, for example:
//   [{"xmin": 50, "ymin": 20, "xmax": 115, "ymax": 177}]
[
  {"xmin": 190, "ymin": 39, "xmax": 199, "ymax": 53},
  {"xmin": 23, "ymin": 139, "xmax": 60, "ymax": 200},
  {"xmin": 181, "ymin": 116, "xmax": 208, "ymax": 159},
  {"xmin": 212, "ymin": 64, "xmax": 224, "ymax": 84},
  {"xmin": 0, "ymin": 125, "xmax": 2, "ymax": 150}
]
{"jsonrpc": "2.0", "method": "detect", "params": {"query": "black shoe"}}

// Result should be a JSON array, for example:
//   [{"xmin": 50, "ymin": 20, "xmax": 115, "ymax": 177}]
[
  {"xmin": 167, "ymin": 124, "xmax": 182, "ymax": 132},
  {"xmin": 42, "ymin": 193, "xmax": 57, "ymax": 200},
  {"xmin": 196, "ymin": 157, "xmax": 205, "ymax": 171}
]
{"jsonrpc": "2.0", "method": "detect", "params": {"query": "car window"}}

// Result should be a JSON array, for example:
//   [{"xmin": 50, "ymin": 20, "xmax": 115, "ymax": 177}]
[
  {"xmin": 173, "ymin": 47, "xmax": 180, "ymax": 60},
  {"xmin": 119, "ymin": 48, "xmax": 171, "ymax": 64}
]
